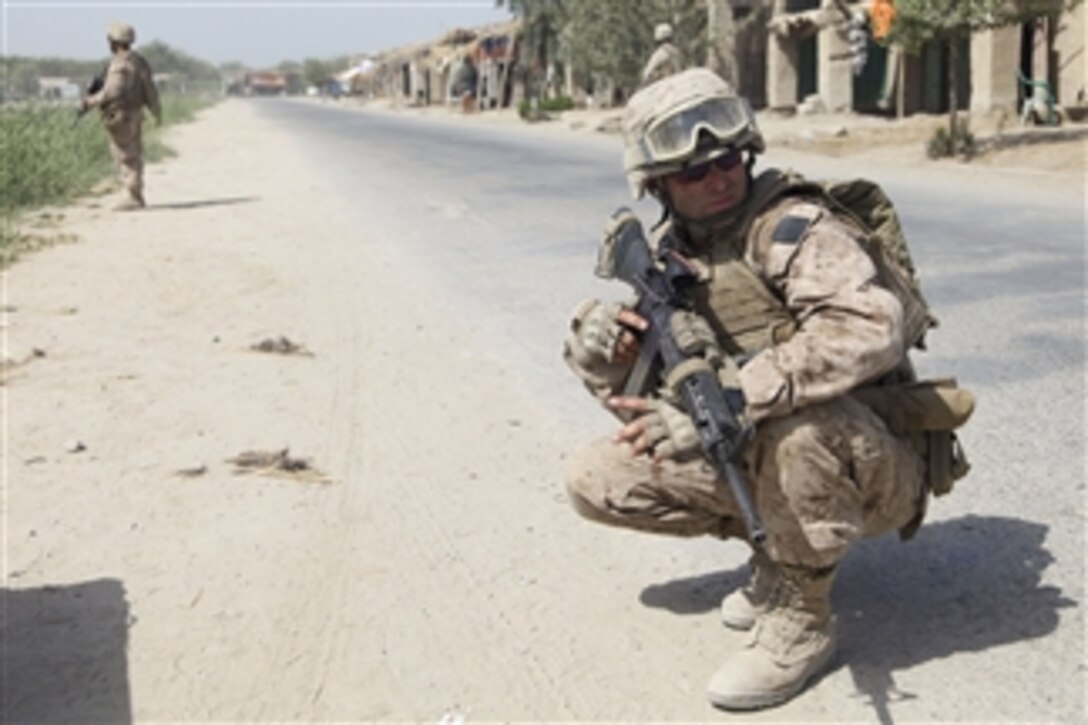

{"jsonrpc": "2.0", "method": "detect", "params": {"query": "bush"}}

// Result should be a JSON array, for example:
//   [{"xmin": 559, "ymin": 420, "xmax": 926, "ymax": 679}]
[
  {"xmin": 539, "ymin": 95, "xmax": 574, "ymax": 113},
  {"xmin": 518, "ymin": 95, "xmax": 574, "ymax": 121},
  {"xmin": 0, "ymin": 94, "xmax": 215, "ymax": 264},
  {"xmin": 926, "ymin": 118, "xmax": 976, "ymax": 159}
]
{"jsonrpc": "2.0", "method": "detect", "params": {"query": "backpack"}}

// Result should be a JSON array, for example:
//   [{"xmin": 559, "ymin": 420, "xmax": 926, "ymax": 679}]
[
  {"xmin": 743, "ymin": 171, "xmax": 937, "ymax": 350},
  {"xmin": 748, "ymin": 172, "xmax": 971, "ymax": 508},
  {"xmin": 814, "ymin": 179, "xmax": 972, "ymax": 506},
  {"xmin": 818, "ymin": 178, "xmax": 937, "ymax": 350}
]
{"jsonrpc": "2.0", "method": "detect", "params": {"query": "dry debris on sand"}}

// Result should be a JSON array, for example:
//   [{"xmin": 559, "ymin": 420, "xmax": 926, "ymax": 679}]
[
  {"xmin": 226, "ymin": 447, "xmax": 330, "ymax": 484},
  {"xmin": 249, "ymin": 335, "xmax": 314, "ymax": 356}
]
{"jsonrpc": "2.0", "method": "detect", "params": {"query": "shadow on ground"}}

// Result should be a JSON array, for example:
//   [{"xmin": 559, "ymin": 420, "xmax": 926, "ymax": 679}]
[
  {"xmin": 979, "ymin": 124, "xmax": 1088, "ymax": 153},
  {"xmin": 1, "ymin": 578, "xmax": 132, "ymax": 723},
  {"xmin": 147, "ymin": 196, "xmax": 260, "ymax": 211},
  {"xmin": 639, "ymin": 515, "xmax": 1075, "ymax": 720}
]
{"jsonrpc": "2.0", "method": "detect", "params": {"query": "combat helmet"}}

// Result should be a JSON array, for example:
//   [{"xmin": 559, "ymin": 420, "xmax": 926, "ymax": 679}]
[
  {"xmin": 622, "ymin": 67, "xmax": 764, "ymax": 199},
  {"xmin": 107, "ymin": 22, "xmax": 135, "ymax": 45},
  {"xmin": 654, "ymin": 23, "xmax": 673, "ymax": 43}
]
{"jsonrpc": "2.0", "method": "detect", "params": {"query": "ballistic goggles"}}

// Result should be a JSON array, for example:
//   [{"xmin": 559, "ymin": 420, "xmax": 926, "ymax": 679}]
[{"xmin": 637, "ymin": 96, "xmax": 758, "ymax": 166}]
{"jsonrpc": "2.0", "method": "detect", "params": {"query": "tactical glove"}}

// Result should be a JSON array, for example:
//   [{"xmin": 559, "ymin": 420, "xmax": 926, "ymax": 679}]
[
  {"xmin": 569, "ymin": 299, "xmax": 627, "ymax": 365},
  {"xmin": 637, "ymin": 397, "xmax": 701, "ymax": 461},
  {"xmin": 564, "ymin": 298, "xmax": 633, "ymax": 401}
]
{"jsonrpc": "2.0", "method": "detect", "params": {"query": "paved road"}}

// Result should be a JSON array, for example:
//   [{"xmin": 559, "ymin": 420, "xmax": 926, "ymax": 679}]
[
  {"xmin": 249, "ymin": 98, "xmax": 1085, "ymax": 722},
  {"xmin": 11, "ymin": 98, "xmax": 1079, "ymax": 721}
]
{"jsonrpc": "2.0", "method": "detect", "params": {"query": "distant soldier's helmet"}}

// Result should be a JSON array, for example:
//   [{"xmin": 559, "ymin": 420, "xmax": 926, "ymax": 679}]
[
  {"xmin": 107, "ymin": 22, "xmax": 135, "ymax": 44},
  {"xmin": 622, "ymin": 67, "xmax": 764, "ymax": 199},
  {"xmin": 653, "ymin": 23, "xmax": 673, "ymax": 43}
]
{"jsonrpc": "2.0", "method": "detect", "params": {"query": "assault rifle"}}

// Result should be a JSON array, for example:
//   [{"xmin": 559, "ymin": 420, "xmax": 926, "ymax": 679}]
[
  {"xmin": 596, "ymin": 209, "xmax": 766, "ymax": 545},
  {"xmin": 73, "ymin": 69, "xmax": 106, "ymax": 125}
]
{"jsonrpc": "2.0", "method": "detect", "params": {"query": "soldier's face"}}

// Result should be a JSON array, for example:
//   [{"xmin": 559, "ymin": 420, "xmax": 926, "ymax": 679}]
[{"xmin": 662, "ymin": 149, "xmax": 749, "ymax": 221}]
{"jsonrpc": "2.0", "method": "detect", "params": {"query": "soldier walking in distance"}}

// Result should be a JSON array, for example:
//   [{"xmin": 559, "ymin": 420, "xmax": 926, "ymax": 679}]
[
  {"xmin": 81, "ymin": 22, "xmax": 162, "ymax": 211},
  {"xmin": 640, "ymin": 22, "xmax": 684, "ymax": 88},
  {"xmin": 562, "ymin": 68, "xmax": 971, "ymax": 710}
]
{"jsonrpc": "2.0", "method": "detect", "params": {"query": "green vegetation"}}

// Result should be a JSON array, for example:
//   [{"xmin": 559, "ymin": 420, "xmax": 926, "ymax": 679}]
[
  {"xmin": 3, "ymin": 41, "xmax": 223, "ymax": 99},
  {"xmin": 926, "ymin": 120, "xmax": 975, "ymax": 160},
  {"xmin": 881, "ymin": 0, "xmax": 1083, "ymax": 156},
  {"xmin": 497, "ymin": 0, "xmax": 708, "ymax": 104},
  {"xmin": 0, "ymin": 94, "xmax": 214, "ymax": 266},
  {"xmin": 517, "ymin": 94, "xmax": 574, "ymax": 120}
]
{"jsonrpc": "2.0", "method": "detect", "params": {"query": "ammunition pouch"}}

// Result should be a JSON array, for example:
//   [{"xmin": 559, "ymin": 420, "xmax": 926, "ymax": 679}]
[
  {"xmin": 101, "ymin": 105, "xmax": 128, "ymax": 134},
  {"xmin": 853, "ymin": 378, "xmax": 974, "ymax": 497}
]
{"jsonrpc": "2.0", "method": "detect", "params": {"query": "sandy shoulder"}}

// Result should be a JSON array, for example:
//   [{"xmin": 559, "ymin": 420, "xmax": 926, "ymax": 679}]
[
  {"xmin": 4, "ymin": 95, "xmax": 1082, "ymax": 721},
  {"xmin": 3, "ymin": 99, "xmax": 588, "ymax": 720}
]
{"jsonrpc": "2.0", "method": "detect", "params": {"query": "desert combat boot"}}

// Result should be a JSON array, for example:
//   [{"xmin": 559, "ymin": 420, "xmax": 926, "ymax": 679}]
[
  {"xmin": 114, "ymin": 189, "xmax": 145, "ymax": 212},
  {"xmin": 720, "ymin": 549, "xmax": 780, "ymax": 630},
  {"xmin": 707, "ymin": 564, "xmax": 837, "ymax": 710}
]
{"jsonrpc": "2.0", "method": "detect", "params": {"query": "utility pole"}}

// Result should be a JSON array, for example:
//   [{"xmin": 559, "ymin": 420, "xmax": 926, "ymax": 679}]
[{"xmin": 706, "ymin": 0, "xmax": 737, "ymax": 88}]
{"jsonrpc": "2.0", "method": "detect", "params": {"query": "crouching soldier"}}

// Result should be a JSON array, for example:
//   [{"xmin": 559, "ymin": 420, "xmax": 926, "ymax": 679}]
[{"xmin": 562, "ymin": 68, "xmax": 972, "ymax": 711}]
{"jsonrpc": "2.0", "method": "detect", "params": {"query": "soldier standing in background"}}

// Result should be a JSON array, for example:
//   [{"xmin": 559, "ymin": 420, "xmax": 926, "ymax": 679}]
[
  {"xmin": 562, "ymin": 68, "xmax": 971, "ymax": 711},
  {"xmin": 640, "ymin": 22, "xmax": 684, "ymax": 88},
  {"xmin": 81, "ymin": 22, "xmax": 162, "ymax": 211}
]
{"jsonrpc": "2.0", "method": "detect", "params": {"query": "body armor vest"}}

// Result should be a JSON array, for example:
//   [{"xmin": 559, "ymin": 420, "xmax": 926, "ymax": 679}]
[
  {"xmin": 661, "ymin": 169, "xmax": 933, "ymax": 358},
  {"xmin": 662, "ymin": 171, "xmax": 798, "ymax": 357}
]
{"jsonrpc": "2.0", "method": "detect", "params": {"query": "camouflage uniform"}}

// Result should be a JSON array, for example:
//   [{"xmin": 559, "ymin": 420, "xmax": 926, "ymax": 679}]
[
  {"xmin": 565, "ymin": 180, "xmax": 927, "ymax": 569},
  {"xmin": 85, "ymin": 39, "xmax": 161, "ymax": 208},
  {"xmin": 640, "ymin": 43, "xmax": 684, "ymax": 88},
  {"xmin": 561, "ymin": 68, "xmax": 953, "ymax": 711}
]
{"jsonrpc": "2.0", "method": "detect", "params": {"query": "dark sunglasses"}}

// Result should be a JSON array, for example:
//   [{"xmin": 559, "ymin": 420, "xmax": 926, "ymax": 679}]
[{"xmin": 675, "ymin": 148, "xmax": 744, "ymax": 184}]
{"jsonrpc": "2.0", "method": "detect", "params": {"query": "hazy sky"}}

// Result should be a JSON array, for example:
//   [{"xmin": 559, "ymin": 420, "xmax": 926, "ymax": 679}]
[{"xmin": 2, "ymin": 0, "xmax": 513, "ymax": 67}]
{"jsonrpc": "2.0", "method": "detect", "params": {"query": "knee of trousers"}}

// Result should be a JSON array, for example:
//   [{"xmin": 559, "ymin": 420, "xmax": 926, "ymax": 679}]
[
  {"xmin": 563, "ymin": 438, "xmax": 618, "ymax": 523},
  {"xmin": 749, "ymin": 401, "xmax": 868, "ymax": 568}
]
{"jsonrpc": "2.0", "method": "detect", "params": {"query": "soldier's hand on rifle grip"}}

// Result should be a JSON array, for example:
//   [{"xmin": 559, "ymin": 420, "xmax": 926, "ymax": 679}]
[
  {"xmin": 614, "ymin": 307, "xmax": 649, "ymax": 363},
  {"xmin": 568, "ymin": 300, "xmax": 645, "ymax": 366},
  {"xmin": 608, "ymin": 395, "xmax": 701, "ymax": 462}
]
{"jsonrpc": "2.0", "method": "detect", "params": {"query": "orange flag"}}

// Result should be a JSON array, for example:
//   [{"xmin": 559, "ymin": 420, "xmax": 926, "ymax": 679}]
[{"xmin": 870, "ymin": 0, "xmax": 895, "ymax": 40}]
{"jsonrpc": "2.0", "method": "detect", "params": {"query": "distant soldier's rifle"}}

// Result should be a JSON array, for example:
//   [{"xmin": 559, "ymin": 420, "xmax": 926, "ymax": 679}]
[{"xmin": 73, "ymin": 68, "xmax": 107, "ymax": 125}]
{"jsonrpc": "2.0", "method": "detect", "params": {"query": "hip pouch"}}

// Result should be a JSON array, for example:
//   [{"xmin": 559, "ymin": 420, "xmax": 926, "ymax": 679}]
[
  {"xmin": 853, "ymin": 378, "xmax": 975, "ymax": 496},
  {"xmin": 101, "ymin": 106, "xmax": 128, "ymax": 134}
]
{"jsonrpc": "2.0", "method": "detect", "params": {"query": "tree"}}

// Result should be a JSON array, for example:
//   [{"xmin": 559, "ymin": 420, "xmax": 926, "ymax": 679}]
[
  {"xmin": 562, "ymin": 0, "xmax": 656, "ymax": 100},
  {"xmin": 495, "ymin": 0, "xmax": 569, "ymax": 100},
  {"xmin": 511, "ymin": 0, "xmax": 706, "ymax": 104},
  {"xmin": 706, "ymin": 0, "xmax": 737, "ymax": 87},
  {"xmin": 881, "ymin": 0, "xmax": 1082, "ymax": 154},
  {"xmin": 8, "ymin": 62, "xmax": 41, "ymax": 97},
  {"xmin": 302, "ymin": 58, "xmax": 332, "ymax": 89},
  {"xmin": 139, "ymin": 40, "xmax": 221, "ymax": 82}
]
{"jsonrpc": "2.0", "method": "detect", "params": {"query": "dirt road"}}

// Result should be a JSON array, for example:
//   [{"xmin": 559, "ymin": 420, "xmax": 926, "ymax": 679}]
[
  {"xmin": 3, "ymin": 100, "xmax": 1083, "ymax": 721},
  {"xmin": 7, "ymin": 100, "xmax": 660, "ymax": 721}
]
